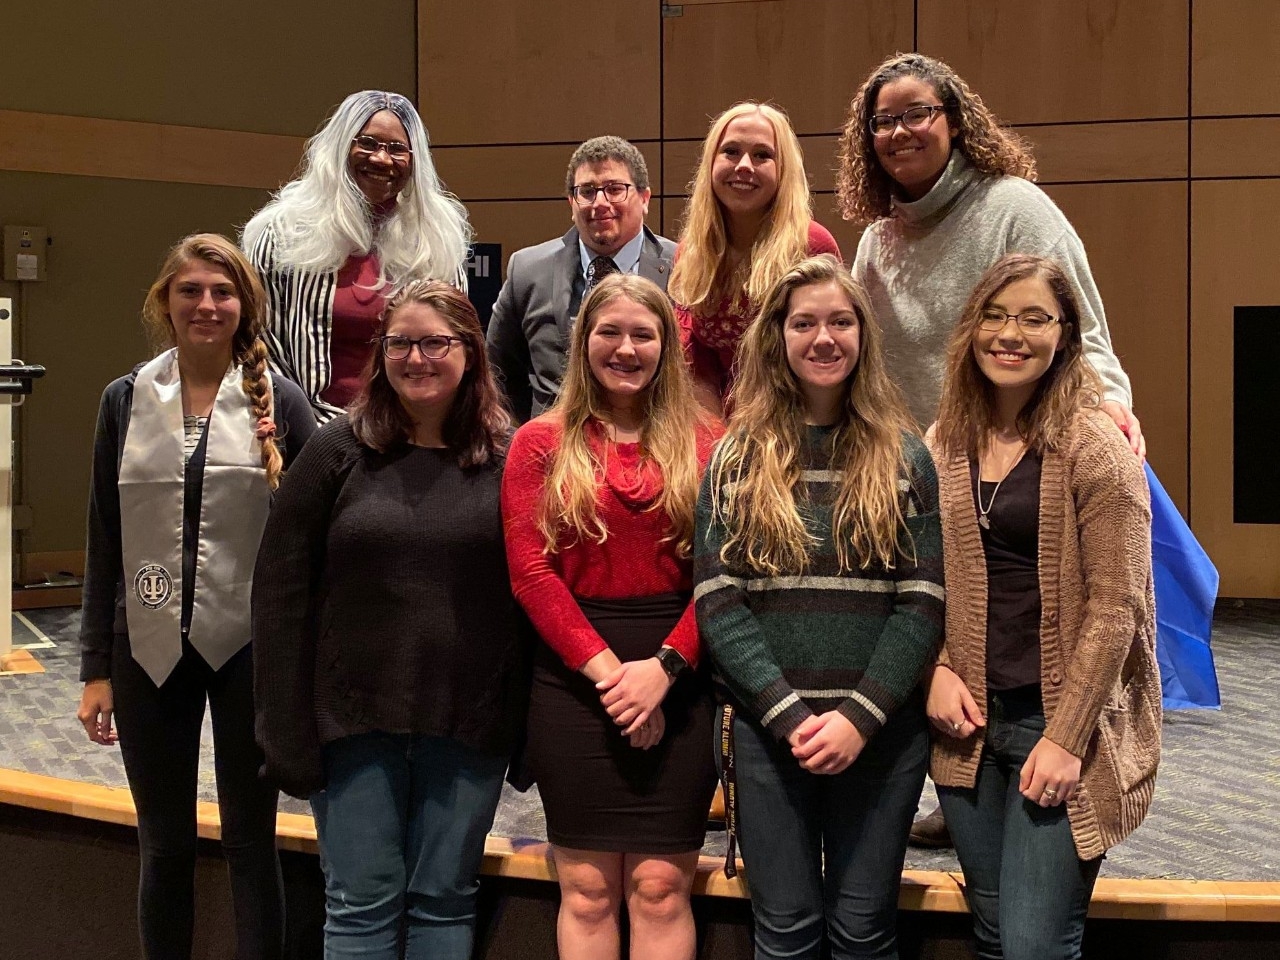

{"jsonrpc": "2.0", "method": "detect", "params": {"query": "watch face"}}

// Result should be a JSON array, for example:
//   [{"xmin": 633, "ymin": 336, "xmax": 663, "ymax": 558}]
[{"xmin": 657, "ymin": 647, "xmax": 684, "ymax": 678}]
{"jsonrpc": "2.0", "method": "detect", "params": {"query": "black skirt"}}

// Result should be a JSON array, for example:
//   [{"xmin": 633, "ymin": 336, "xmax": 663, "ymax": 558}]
[{"xmin": 527, "ymin": 593, "xmax": 718, "ymax": 853}]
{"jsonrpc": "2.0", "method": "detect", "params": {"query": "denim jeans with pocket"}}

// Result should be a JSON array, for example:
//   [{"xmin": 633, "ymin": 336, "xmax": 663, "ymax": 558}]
[
  {"xmin": 310, "ymin": 732, "xmax": 507, "ymax": 960},
  {"xmin": 937, "ymin": 686, "xmax": 1101, "ymax": 960},
  {"xmin": 730, "ymin": 695, "xmax": 928, "ymax": 959}
]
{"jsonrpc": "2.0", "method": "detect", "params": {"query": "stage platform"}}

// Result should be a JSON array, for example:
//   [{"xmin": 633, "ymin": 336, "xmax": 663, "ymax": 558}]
[{"xmin": 2, "ymin": 604, "xmax": 1279, "ymax": 958}]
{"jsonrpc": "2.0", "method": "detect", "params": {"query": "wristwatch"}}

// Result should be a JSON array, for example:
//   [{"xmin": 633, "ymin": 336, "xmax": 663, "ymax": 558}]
[{"xmin": 655, "ymin": 645, "xmax": 688, "ymax": 681}]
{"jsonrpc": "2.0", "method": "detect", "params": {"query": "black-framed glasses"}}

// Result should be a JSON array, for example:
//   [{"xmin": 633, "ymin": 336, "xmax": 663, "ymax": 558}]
[
  {"xmin": 375, "ymin": 334, "xmax": 465, "ymax": 360},
  {"xmin": 868, "ymin": 104, "xmax": 946, "ymax": 137},
  {"xmin": 978, "ymin": 308, "xmax": 1061, "ymax": 337},
  {"xmin": 351, "ymin": 135, "xmax": 413, "ymax": 161},
  {"xmin": 570, "ymin": 181, "xmax": 633, "ymax": 205}
]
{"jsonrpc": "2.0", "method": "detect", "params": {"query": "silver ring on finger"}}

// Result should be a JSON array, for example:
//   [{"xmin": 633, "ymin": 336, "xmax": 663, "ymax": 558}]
[
  {"xmin": 951, "ymin": 721, "xmax": 962, "ymax": 732},
  {"xmin": 1043, "ymin": 787, "xmax": 1059, "ymax": 800}
]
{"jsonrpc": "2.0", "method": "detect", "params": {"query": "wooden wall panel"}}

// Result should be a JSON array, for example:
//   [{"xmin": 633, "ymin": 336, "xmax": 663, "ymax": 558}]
[
  {"xmin": 434, "ymin": 142, "xmax": 662, "ymax": 201},
  {"xmin": 1190, "ymin": 180, "xmax": 1280, "ymax": 597},
  {"xmin": 0, "ymin": 171, "xmax": 270, "ymax": 554},
  {"xmin": 0, "ymin": 2, "xmax": 416, "ymax": 137},
  {"xmin": 1191, "ymin": 0, "xmax": 1280, "ymax": 115},
  {"xmin": 0, "ymin": 110, "xmax": 303, "ymax": 190},
  {"xmin": 917, "ymin": 0, "xmax": 1187, "ymax": 124},
  {"xmin": 1191, "ymin": 119, "xmax": 1280, "ymax": 179},
  {"xmin": 661, "ymin": 0, "xmax": 912, "ymax": 140},
  {"xmin": 662, "ymin": 197, "xmax": 688, "ymax": 244},
  {"xmin": 1044, "ymin": 181, "xmax": 1189, "ymax": 513},
  {"xmin": 1021, "ymin": 121, "xmax": 1188, "ymax": 183},
  {"xmin": 419, "ymin": 0, "xmax": 660, "ymax": 146}
]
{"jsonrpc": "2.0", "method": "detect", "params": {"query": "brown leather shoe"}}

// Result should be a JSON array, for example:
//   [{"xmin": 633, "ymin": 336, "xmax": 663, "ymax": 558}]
[{"xmin": 908, "ymin": 805, "xmax": 952, "ymax": 848}]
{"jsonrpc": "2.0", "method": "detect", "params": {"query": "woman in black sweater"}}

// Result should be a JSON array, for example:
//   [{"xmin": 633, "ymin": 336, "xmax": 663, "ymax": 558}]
[
  {"xmin": 76, "ymin": 233, "xmax": 316, "ymax": 960},
  {"xmin": 252, "ymin": 280, "xmax": 527, "ymax": 960}
]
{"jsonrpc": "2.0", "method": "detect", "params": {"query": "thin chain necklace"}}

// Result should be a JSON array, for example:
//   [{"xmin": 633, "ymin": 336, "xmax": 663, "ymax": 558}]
[{"xmin": 976, "ymin": 440, "xmax": 1028, "ymax": 530}]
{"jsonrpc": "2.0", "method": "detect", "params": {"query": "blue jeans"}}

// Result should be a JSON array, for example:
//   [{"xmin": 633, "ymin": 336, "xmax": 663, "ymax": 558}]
[
  {"xmin": 730, "ymin": 697, "xmax": 928, "ymax": 960},
  {"xmin": 937, "ymin": 687, "xmax": 1101, "ymax": 960},
  {"xmin": 310, "ymin": 732, "xmax": 507, "ymax": 960}
]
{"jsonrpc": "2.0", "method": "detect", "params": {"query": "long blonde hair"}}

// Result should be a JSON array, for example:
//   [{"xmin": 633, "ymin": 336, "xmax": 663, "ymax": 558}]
[
  {"xmin": 935, "ymin": 254, "xmax": 1103, "ymax": 460},
  {"xmin": 669, "ymin": 102, "xmax": 814, "ymax": 315},
  {"xmin": 711, "ymin": 255, "xmax": 915, "ymax": 574},
  {"xmin": 142, "ymin": 233, "xmax": 284, "ymax": 490},
  {"xmin": 537, "ymin": 274, "xmax": 708, "ymax": 556}
]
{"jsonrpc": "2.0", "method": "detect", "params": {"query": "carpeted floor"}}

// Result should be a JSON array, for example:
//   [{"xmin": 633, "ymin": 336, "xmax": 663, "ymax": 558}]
[{"xmin": 4, "ymin": 602, "xmax": 1277, "ymax": 881}]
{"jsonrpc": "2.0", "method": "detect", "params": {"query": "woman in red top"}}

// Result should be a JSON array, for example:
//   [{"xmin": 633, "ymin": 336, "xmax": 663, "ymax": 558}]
[
  {"xmin": 669, "ymin": 101, "xmax": 841, "ymax": 415},
  {"xmin": 502, "ymin": 273, "xmax": 720, "ymax": 960}
]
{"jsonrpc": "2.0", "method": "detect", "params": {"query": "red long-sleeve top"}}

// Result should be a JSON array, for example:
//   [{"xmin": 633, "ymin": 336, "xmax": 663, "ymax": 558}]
[{"xmin": 502, "ymin": 415, "xmax": 721, "ymax": 672}]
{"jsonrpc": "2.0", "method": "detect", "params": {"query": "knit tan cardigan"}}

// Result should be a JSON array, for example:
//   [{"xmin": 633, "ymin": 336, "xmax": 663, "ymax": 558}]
[{"xmin": 929, "ymin": 410, "xmax": 1161, "ymax": 860}]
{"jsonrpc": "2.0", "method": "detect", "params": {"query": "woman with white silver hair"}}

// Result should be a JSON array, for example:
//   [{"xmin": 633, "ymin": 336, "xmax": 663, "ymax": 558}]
[{"xmin": 243, "ymin": 90, "xmax": 472, "ymax": 420}]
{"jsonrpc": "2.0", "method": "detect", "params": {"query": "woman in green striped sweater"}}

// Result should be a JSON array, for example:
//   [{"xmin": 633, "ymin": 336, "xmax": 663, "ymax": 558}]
[{"xmin": 694, "ymin": 254, "xmax": 944, "ymax": 960}]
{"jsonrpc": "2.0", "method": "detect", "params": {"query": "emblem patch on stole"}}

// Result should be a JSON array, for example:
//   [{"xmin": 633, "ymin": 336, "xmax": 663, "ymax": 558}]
[{"xmin": 133, "ymin": 564, "xmax": 174, "ymax": 610}]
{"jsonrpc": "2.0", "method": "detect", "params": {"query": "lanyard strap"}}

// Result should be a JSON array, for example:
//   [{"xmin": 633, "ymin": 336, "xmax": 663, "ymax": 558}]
[{"xmin": 718, "ymin": 703, "xmax": 739, "ymax": 879}]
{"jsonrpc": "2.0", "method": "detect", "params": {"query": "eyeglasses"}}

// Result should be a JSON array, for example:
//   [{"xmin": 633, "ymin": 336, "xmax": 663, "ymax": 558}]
[
  {"xmin": 351, "ymin": 135, "xmax": 413, "ymax": 161},
  {"xmin": 978, "ymin": 308, "xmax": 1061, "ymax": 337},
  {"xmin": 570, "ymin": 182, "xmax": 633, "ymax": 206},
  {"xmin": 375, "ymin": 334, "xmax": 465, "ymax": 360},
  {"xmin": 868, "ymin": 104, "xmax": 946, "ymax": 137}
]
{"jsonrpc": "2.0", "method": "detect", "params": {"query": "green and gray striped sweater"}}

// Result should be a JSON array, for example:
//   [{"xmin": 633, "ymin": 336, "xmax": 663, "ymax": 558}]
[{"xmin": 694, "ymin": 427, "xmax": 945, "ymax": 741}]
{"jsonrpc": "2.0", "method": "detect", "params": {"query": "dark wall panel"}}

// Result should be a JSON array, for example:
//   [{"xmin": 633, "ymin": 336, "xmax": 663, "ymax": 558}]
[{"xmin": 0, "ymin": 2, "xmax": 416, "ymax": 136}]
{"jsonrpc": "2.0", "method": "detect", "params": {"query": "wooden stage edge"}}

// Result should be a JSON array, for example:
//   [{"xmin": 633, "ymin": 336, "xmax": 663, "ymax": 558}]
[{"xmin": 2, "ymin": 767, "xmax": 1277, "ymax": 923}]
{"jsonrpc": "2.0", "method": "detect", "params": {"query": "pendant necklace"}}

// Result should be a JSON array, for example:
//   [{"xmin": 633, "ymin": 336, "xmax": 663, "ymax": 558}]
[{"xmin": 976, "ymin": 440, "xmax": 1029, "ymax": 531}]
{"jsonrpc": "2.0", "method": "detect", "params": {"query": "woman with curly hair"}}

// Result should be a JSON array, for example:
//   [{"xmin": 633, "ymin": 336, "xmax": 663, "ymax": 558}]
[
  {"xmin": 836, "ymin": 53, "xmax": 1142, "ymax": 458},
  {"xmin": 502, "ymin": 274, "xmax": 721, "ymax": 960},
  {"xmin": 243, "ymin": 90, "xmax": 472, "ymax": 421},
  {"xmin": 926, "ymin": 254, "xmax": 1159, "ymax": 960},
  {"xmin": 670, "ymin": 101, "xmax": 840, "ymax": 414},
  {"xmin": 695, "ymin": 255, "xmax": 944, "ymax": 959},
  {"xmin": 253, "ymin": 280, "xmax": 527, "ymax": 960},
  {"xmin": 77, "ymin": 233, "xmax": 316, "ymax": 960}
]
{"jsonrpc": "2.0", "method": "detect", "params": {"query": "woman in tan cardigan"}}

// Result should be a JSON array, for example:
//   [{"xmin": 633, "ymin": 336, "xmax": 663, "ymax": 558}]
[{"xmin": 926, "ymin": 253, "xmax": 1160, "ymax": 960}]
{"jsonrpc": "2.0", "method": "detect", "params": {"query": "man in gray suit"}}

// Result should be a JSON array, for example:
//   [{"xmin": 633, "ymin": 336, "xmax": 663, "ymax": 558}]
[{"xmin": 486, "ymin": 135, "xmax": 678, "ymax": 421}]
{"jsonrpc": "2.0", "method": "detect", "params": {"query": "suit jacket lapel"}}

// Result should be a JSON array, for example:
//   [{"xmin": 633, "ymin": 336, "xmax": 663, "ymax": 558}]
[
  {"xmin": 637, "ymin": 227, "xmax": 672, "ymax": 286},
  {"xmin": 553, "ymin": 228, "xmax": 579, "ymax": 339}
]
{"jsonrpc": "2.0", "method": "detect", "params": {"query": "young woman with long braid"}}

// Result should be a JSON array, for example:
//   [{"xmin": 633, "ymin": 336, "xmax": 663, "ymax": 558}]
[{"xmin": 76, "ymin": 233, "xmax": 315, "ymax": 960}]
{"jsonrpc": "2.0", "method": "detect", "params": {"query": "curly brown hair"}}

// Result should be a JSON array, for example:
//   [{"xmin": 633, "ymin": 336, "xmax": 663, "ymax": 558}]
[
  {"xmin": 348, "ymin": 280, "xmax": 512, "ymax": 467},
  {"xmin": 934, "ymin": 253, "xmax": 1103, "ymax": 460},
  {"xmin": 835, "ymin": 53, "xmax": 1037, "ymax": 226}
]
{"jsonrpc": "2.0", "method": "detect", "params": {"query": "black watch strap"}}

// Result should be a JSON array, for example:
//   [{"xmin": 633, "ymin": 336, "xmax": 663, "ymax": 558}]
[{"xmin": 655, "ymin": 645, "xmax": 688, "ymax": 680}]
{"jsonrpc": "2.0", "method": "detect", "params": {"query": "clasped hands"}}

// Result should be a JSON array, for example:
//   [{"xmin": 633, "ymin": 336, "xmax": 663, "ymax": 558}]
[
  {"xmin": 926, "ymin": 664, "xmax": 1080, "ymax": 807},
  {"xmin": 595, "ymin": 656, "xmax": 674, "ymax": 751},
  {"xmin": 788, "ymin": 711, "xmax": 865, "ymax": 775}
]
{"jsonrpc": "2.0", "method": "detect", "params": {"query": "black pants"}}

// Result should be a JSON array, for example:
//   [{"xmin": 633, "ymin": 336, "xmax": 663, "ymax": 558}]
[{"xmin": 112, "ymin": 633, "xmax": 284, "ymax": 960}]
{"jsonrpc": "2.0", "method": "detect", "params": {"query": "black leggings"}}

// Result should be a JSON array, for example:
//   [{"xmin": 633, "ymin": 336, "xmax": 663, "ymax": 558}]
[{"xmin": 112, "ymin": 633, "xmax": 283, "ymax": 960}]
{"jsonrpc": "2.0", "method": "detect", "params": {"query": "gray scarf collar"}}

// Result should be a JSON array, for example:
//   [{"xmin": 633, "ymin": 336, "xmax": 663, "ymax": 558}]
[{"xmin": 890, "ymin": 150, "xmax": 981, "ymax": 227}]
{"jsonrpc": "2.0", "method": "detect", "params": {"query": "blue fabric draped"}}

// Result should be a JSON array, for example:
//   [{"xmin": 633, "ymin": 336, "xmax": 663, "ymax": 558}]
[{"xmin": 1147, "ymin": 463, "xmax": 1221, "ymax": 710}]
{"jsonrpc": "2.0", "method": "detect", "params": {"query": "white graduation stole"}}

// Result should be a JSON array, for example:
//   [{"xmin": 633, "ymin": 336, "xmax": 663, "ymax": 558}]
[{"xmin": 119, "ymin": 348, "xmax": 272, "ymax": 686}]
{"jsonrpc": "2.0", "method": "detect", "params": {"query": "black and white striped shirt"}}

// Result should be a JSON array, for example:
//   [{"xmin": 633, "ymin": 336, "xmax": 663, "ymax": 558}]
[
  {"xmin": 246, "ymin": 225, "xmax": 344, "ymax": 422},
  {"xmin": 246, "ymin": 224, "xmax": 470, "ymax": 423}
]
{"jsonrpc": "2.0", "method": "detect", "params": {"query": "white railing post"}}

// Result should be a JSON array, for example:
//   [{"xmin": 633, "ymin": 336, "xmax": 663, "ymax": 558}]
[{"xmin": 0, "ymin": 296, "xmax": 13, "ymax": 663}]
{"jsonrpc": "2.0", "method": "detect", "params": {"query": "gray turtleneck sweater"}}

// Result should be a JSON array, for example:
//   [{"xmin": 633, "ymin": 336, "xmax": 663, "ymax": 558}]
[{"xmin": 853, "ymin": 151, "xmax": 1132, "ymax": 426}]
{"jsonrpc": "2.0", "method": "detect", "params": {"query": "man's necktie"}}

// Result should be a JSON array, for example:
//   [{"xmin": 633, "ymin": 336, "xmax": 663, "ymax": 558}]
[{"xmin": 584, "ymin": 255, "xmax": 620, "ymax": 297}]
